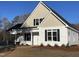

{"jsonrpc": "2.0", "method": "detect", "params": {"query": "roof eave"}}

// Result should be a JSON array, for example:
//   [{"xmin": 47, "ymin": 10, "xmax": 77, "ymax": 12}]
[{"xmin": 66, "ymin": 26, "xmax": 79, "ymax": 33}]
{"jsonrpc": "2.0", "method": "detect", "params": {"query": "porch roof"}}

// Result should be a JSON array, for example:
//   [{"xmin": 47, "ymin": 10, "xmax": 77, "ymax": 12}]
[{"xmin": 7, "ymin": 23, "xmax": 37, "ymax": 31}]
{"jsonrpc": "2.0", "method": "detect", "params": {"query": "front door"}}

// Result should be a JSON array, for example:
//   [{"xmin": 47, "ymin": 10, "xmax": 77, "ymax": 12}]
[
  {"xmin": 32, "ymin": 32, "xmax": 39, "ymax": 46},
  {"xmin": 33, "ymin": 35, "xmax": 39, "ymax": 45}
]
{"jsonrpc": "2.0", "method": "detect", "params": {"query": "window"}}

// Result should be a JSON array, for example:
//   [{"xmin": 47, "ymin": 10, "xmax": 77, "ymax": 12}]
[
  {"xmin": 26, "ymin": 33, "xmax": 31, "ymax": 41},
  {"xmin": 34, "ymin": 18, "xmax": 44, "ymax": 26},
  {"xmin": 40, "ymin": 18, "xmax": 43, "ymax": 23},
  {"xmin": 53, "ymin": 31, "xmax": 57, "ymax": 41},
  {"xmin": 36, "ymin": 19, "xmax": 39, "ymax": 25},
  {"xmin": 48, "ymin": 32, "xmax": 52, "ymax": 41},
  {"xmin": 45, "ymin": 29, "xmax": 60, "ymax": 41},
  {"xmin": 24, "ymin": 33, "xmax": 31, "ymax": 41}
]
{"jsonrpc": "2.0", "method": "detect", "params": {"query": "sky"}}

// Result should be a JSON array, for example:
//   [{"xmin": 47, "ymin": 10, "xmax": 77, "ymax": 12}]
[{"xmin": 0, "ymin": 1, "xmax": 79, "ymax": 24}]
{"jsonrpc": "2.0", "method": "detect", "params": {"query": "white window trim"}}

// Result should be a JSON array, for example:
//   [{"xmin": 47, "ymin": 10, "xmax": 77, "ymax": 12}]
[{"xmin": 46, "ymin": 29, "xmax": 59, "ymax": 41}]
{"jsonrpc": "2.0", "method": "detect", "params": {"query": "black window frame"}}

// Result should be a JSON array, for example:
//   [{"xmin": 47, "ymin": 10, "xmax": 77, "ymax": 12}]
[
  {"xmin": 34, "ymin": 18, "xmax": 44, "ymax": 26},
  {"xmin": 34, "ymin": 19, "xmax": 35, "ymax": 26},
  {"xmin": 24, "ymin": 33, "xmax": 31, "ymax": 41},
  {"xmin": 36, "ymin": 19, "xmax": 39, "ymax": 25}
]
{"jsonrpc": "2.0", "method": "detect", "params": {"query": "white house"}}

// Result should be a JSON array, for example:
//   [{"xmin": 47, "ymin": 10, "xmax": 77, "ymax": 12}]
[{"xmin": 10, "ymin": 1, "xmax": 79, "ymax": 46}]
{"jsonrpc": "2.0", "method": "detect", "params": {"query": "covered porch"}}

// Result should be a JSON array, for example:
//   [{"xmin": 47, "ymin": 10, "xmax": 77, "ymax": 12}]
[
  {"xmin": 22, "ymin": 27, "xmax": 39, "ymax": 46},
  {"xmin": 12, "ymin": 27, "xmax": 40, "ymax": 46}
]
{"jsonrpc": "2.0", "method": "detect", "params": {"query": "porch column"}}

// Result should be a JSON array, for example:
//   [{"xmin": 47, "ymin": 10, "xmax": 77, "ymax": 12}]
[
  {"xmin": 15, "ymin": 34, "xmax": 16, "ymax": 45},
  {"xmin": 31, "ymin": 32, "xmax": 33, "ymax": 46}
]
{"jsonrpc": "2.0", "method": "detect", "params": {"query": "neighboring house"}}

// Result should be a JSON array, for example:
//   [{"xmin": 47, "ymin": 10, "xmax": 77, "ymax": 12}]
[{"xmin": 8, "ymin": 1, "xmax": 79, "ymax": 46}]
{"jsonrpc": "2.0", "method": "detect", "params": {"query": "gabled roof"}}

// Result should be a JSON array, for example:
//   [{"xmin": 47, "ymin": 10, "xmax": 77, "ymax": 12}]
[
  {"xmin": 8, "ymin": 1, "xmax": 79, "ymax": 32},
  {"xmin": 7, "ymin": 23, "xmax": 22, "ymax": 31},
  {"xmin": 7, "ymin": 23, "xmax": 37, "ymax": 31},
  {"xmin": 38, "ymin": 1, "xmax": 79, "ymax": 32}
]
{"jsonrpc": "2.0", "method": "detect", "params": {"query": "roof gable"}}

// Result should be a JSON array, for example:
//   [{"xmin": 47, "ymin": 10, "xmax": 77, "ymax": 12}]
[
  {"xmin": 21, "ymin": 1, "xmax": 79, "ymax": 32},
  {"xmin": 38, "ymin": 12, "xmax": 65, "ymax": 27},
  {"xmin": 21, "ymin": 2, "xmax": 50, "ymax": 27},
  {"xmin": 40, "ymin": 2, "xmax": 79, "ymax": 32}
]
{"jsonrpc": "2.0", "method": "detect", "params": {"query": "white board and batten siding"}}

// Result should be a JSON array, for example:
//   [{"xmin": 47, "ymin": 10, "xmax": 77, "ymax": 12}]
[
  {"xmin": 38, "ymin": 27, "xmax": 68, "ymax": 46},
  {"xmin": 67, "ymin": 28, "xmax": 79, "ymax": 46}
]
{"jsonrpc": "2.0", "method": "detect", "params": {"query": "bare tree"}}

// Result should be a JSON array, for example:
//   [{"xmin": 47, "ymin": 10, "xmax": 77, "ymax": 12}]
[
  {"xmin": 0, "ymin": 19, "xmax": 3, "ymax": 30},
  {"xmin": 12, "ymin": 14, "xmax": 30, "ymax": 25},
  {"xmin": 1, "ymin": 17, "xmax": 12, "ymax": 45},
  {"xmin": 2, "ymin": 17, "xmax": 12, "ymax": 30}
]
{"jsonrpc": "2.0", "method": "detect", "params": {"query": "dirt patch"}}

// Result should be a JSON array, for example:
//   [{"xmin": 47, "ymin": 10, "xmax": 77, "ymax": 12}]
[{"xmin": 3, "ymin": 46, "xmax": 79, "ymax": 57}]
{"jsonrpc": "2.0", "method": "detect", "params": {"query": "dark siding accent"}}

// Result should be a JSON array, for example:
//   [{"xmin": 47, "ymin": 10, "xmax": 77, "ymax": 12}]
[
  {"xmin": 45, "ymin": 30, "xmax": 47, "ymax": 41},
  {"xmin": 57, "ymin": 29, "xmax": 60, "ymax": 41}
]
